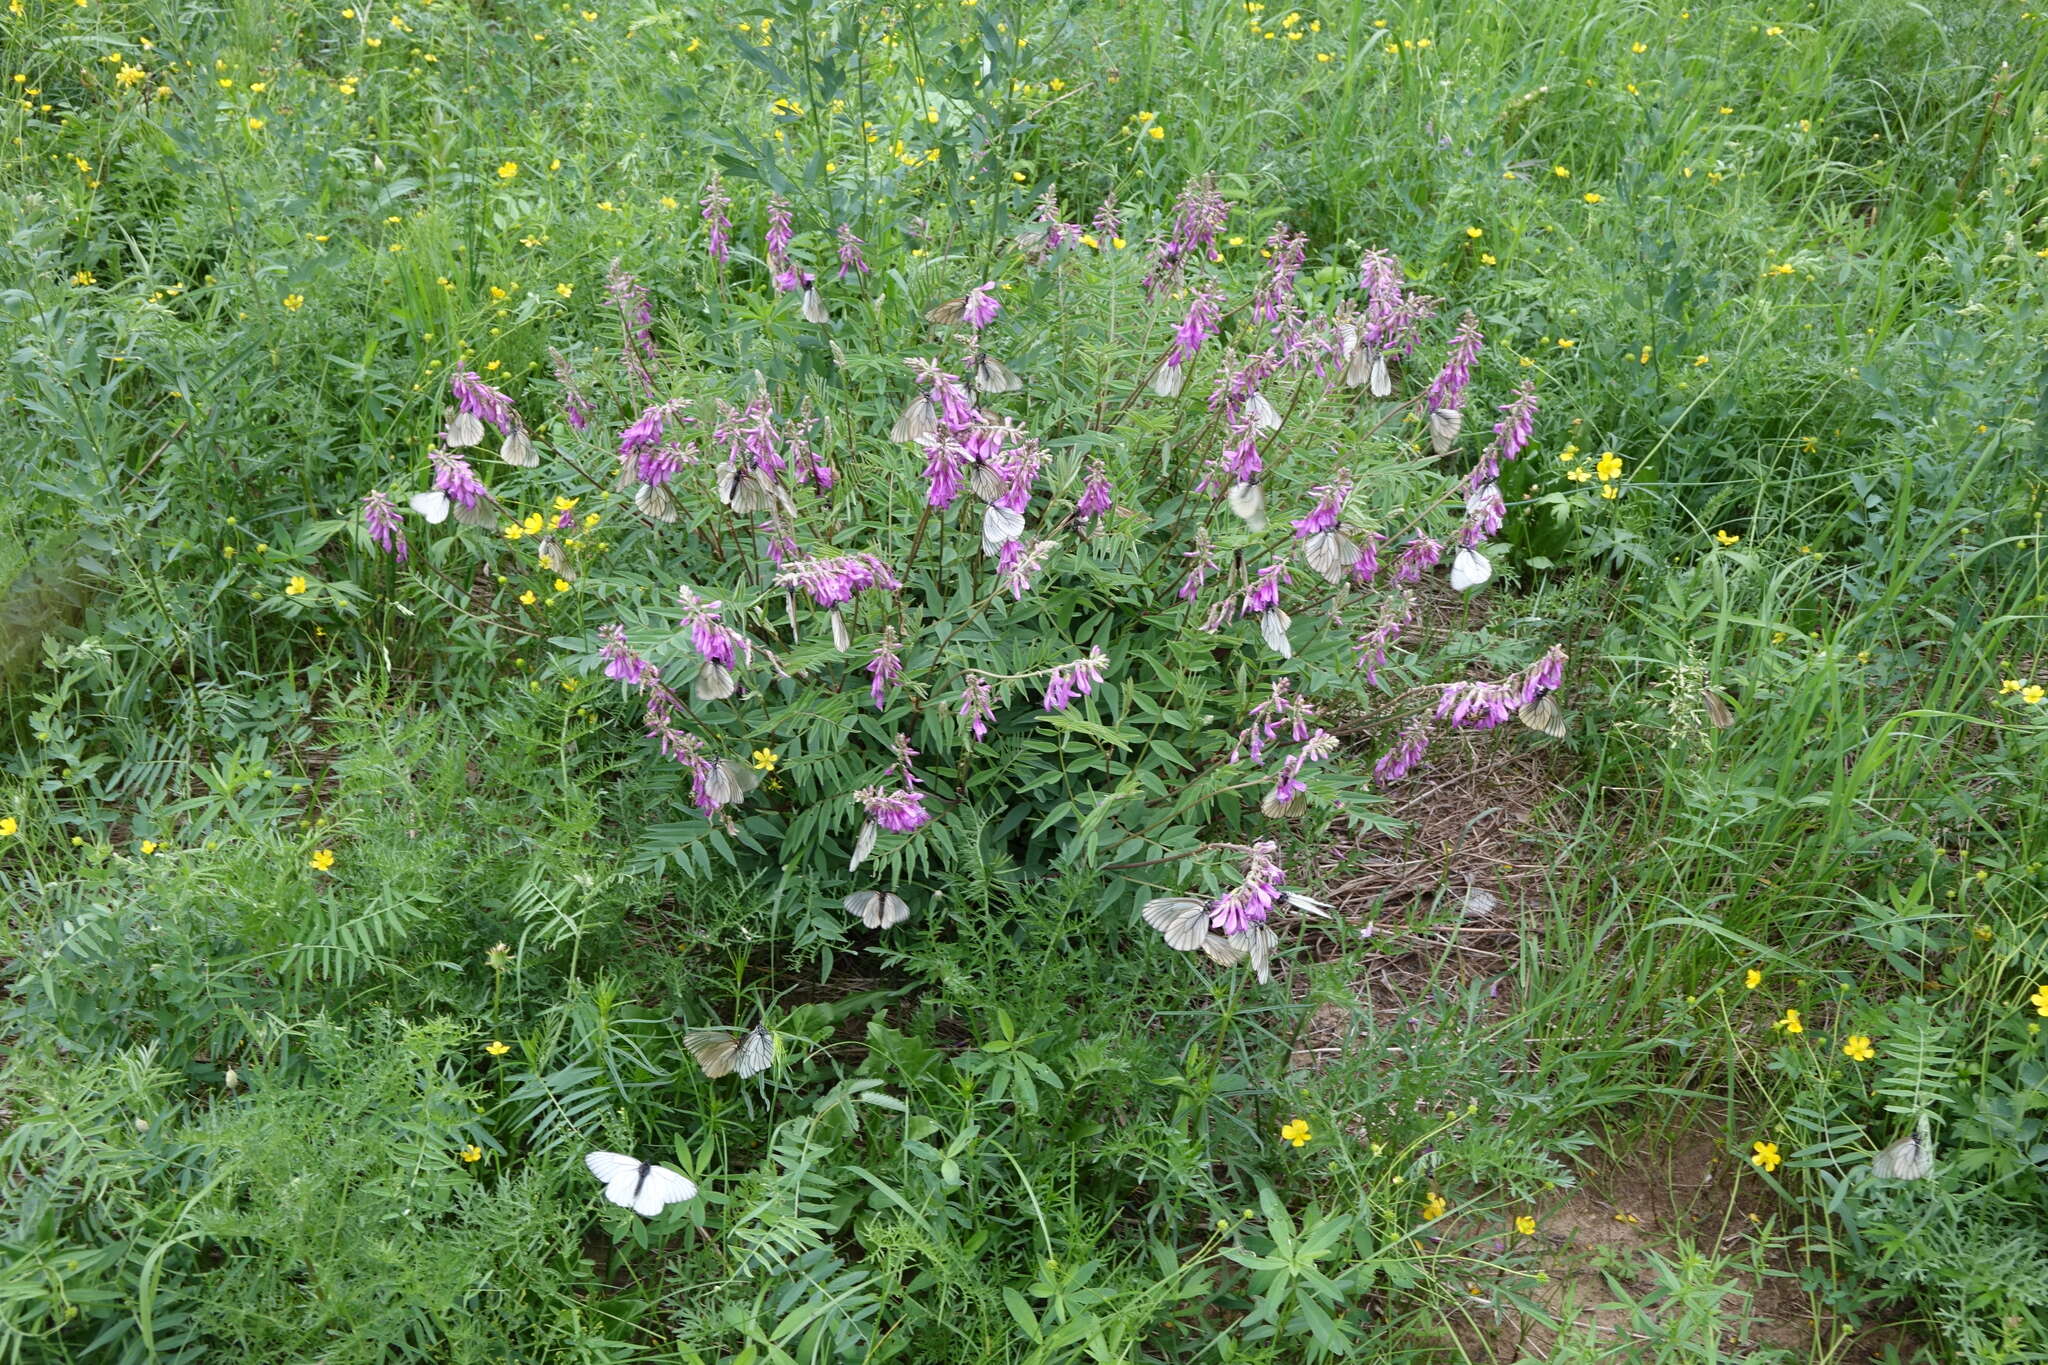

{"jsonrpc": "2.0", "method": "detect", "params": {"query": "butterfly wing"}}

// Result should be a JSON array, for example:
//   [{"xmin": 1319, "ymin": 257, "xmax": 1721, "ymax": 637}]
[
  {"xmin": 684, "ymin": 1029, "xmax": 741, "ymax": 1078},
  {"xmin": 1449, "ymin": 547, "xmax": 1493, "ymax": 591},
  {"xmin": 925, "ymin": 297, "xmax": 966, "ymax": 325},
  {"xmin": 981, "ymin": 505, "xmax": 1025, "ymax": 553},
  {"xmin": 409, "ymin": 490, "xmax": 450, "ymax": 525},
  {"xmin": 1199, "ymin": 933, "xmax": 1246, "ymax": 967},
  {"xmin": 1303, "ymin": 530, "xmax": 1358, "ymax": 584},
  {"xmin": 1516, "ymin": 692, "xmax": 1567, "ymax": 739},
  {"xmin": 633, "ymin": 1163, "xmax": 698, "ymax": 1216},
  {"xmin": 500, "ymin": 424, "xmax": 538, "ymax": 467},
  {"xmin": 586, "ymin": 1151, "xmax": 649, "ymax": 1209},
  {"xmin": 1872, "ymin": 1115, "xmax": 1935, "ymax": 1180},
  {"xmin": 974, "ymin": 356, "xmax": 1023, "ymax": 393},
  {"xmin": 848, "ymin": 820, "xmax": 877, "ymax": 871},
  {"xmin": 585, "ymin": 1151, "xmax": 641, "ymax": 1185},
  {"xmin": 1260, "ymin": 608, "xmax": 1293, "ymax": 659},
  {"xmin": 635, "ymin": 482, "xmax": 677, "ymax": 522},
  {"xmin": 1226, "ymin": 482, "xmax": 1267, "ymax": 531},
  {"xmin": 1141, "ymin": 897, "xmax": 1210, "ymax": 952},
  {"xmin": 446, "ymin": 409, "xmax": 485, "ymax": 449},
  {"xmin": 1702, "ymin": 688, "xmax": 1735, "ymax": 729},
  {"xmin": 1429, "ymin": 406, "xmax": 1463, "ymax": 455},
  {"xmin": 1230, "ymin": 925, "xmax": 1278, "ymax": 985},
  {"xmin": 734, "ymin": 1027, "xmax": 776, "ymax": 1078}
]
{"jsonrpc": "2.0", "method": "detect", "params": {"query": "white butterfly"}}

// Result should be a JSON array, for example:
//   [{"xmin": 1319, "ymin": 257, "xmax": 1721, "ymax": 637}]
[
  {"xmin": 1428, "ymin": 406, "xmax": 1463, "ymax": 456},
  {"xmin": 1368, "ymin": 354, "xmax": 1392, "ymax": 398},
  {"xmin": 718, "ymin": 466, "xmax": 775, "ymax": 515},
  {"xmin": 1870, "ymin": 1114, "xmax": 1936, "ymax": 1181},
  {"xmin": 982, "ymin": 504, "xmax": 1026, "ymax": 553},
  {"xmin": 409, "ymin": 490, "xmax": 450, "ymax": 525},
  {"xmin": 891, "ymin": 396, "xmax": 937, "ymax": 443},
  {"xmin": 1302, "ymin": 529, "xmax": 1359, "ymax": 584},
  {"xmin": 1245, "ymin": 391, "xmax": 1282, "ymax": 435},
  {"xmin": 1517, "ymin": 691, "xmax": 1568, "ymax": 739},
  {"xmin": 694, "ymin": 661, "xmax": 736, "ymax": 702},
  {"xmin": 699, "ymin": 758, "xmax": 759, "ymax": 808},
  {"xmin": 973, "ymin": 355, "xmax": 1023, "ymax": 393},
  {"xmin": 1229, "ymin": 924, "xmax": 1278, "ymax": 984},
  {"xmin": 1151, "ymin": 360, "xmax": 1186, "ymax": 398},
  {"xmin": 500, "ymin": 422, "xmax": 538, "ymax": 468},
  {"xmin": 1199, "ymin": 933, "xmax": 1245, "ymax": 967},
  {"xmin": 1449, "ymin": 546, "xmax": 1493, "ymax": 592},
  {"xmin": 844, "ymin": 889, "xmax": 910, "ymax": 929},
  {"xmin": 684, "ymin": 1025, "xmax": 777, "ymax": 1079},
  {"xmin": 801, "ymin": 284, "xmax": 830, "ymax": 325},
  {"xmin": 538, "ymin": 536, "xmax": 574, "ymax": 583},
  {"xmin": 1226, "ymin": 482, "xmax": 1267, "ymax": 531},
  {"xmin": 635, "ymin": 482, "xmax": 677, "ymax": 523},
  {"xmin": 1259, "ymin": 608, "xmax": 1292, "ymax": 659},
  {"xmin": 445, "ymin": 408, "xmax": 485, "ymax": 449},
  {"xmin": 830, "ymin": 609, "xmax": 852, "ymax": 654},
  {"xmin": 1141, "ymin": 896, "xmax": 1211, "ymax": 952},
  {"xmin": 584, "ymin": 1151, "xmax": 697, "ymax": 1217},
  {"xmin": 848, "ymin": 820, "xmax": 878, "ymax": 871}
]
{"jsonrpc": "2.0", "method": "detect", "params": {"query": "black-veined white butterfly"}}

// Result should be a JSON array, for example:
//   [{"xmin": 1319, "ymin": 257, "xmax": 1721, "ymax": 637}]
[
  {"xmin": 1226, "ymin": 481, "xmax": 1267, "ymax": 531},
  {"xmin": 973, "ymin": 355, "xmax": 1023, "ymax": 393},
  {"xmin": 1302, "ymin": 529, "xmax": 1359, "ymax": 584},
  {"xmin": 1229, "ymin": 924, "xmax": 1277, "ymax": 984},
  {"xmin": 584, "ymin": 1151, "xmax": 697, "ymax": 1217},
  {"xmin": 1141, "ymin": 896, "xmax": 1211, "ymax": 952},
  {"xmin": 446, "ymin": 408, "xmax": 485, "ymax": 449},
  {"xmin": 1516, "ymin": 690, "xmax": 1568, "ymax": 739},
  {"xmin": 801, "ymin": 284, "xmax": 830, "ymax": 325},
  {"xmin": 1151, "ymin": 360, "xmax": 1186, "ymax": 398},
  {"xmin": 538, "ymin": 536, "xmax": 574, "ymax": 583},
  {"xmin": 684, "ymin": 1025, "xmax": 777, "ymax": 1079},
  {"xmin": 500, "ymin": 421, "xmax": 538, "ymax": 468},
  {"xmin": 634, "ymin": 482, "xmax": 677, "ymax": 523},
  {"xmin": 1428, "ymin": 406, "xmax": 1463, "ymax": 456},
  {"xmin": 890, "ymin": 396, "xmax": 937, "ymax": 444},
  {"xmin": 1870, "ymin": 1113, "xmax": 1936, "ymax": 1181},
  {"xmin": 982, "ymin": 504, "xmax": 1026, "ymax": 553},
  {"xmin": 844, "ymin": 890, "xmax": 911, "ymax": 929},
  {"xmin": 1259, "ymin": 608, "xmax": 1292, "ymax": 659},
  {"xmin": 1449, "ymin": 546, "xmax": 1492, "ymax": 592},
  {"xmin": 924, "ymin": 296, "xmax": 967, "ymax": 325},
  {"xmin": 410, "ymin": 490, "xmax": 451, "ymax": 525}
]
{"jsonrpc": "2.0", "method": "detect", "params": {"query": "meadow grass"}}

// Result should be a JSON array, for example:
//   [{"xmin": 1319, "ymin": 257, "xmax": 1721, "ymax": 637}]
[{"xmin": 3, "ymin": 0, "xmax": 2046, "ymax": 1360}]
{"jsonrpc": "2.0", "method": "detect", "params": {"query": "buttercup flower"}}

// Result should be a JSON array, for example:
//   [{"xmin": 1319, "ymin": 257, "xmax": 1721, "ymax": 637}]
[
  {"xmin": 751, "ymin": 748, "xmax": 778, "ymax": 771},
  {"xmin": 1750, "ymin": 1141, "xmax": 1781, "ymax": 1172},
  {"xmin": 1842, "ymin": 1035, "xmax": 1875, "ymax": 1061},
  {"xmin": 485, "ymin": 1040, "xmax": 511, "ymax": 1057},
  {"xmin": 1774, "ymin": 1008, "xmax": 1803, "ymax": 1034},
  {"xmin": 1279, "ymin": 1118, "xmax": 1312, "ymax": 1147},
  {"xmin": 1514, "ymin": 1215, "xmax": 1537, "ymax": 1236},
  {"xmin": 1421, "ymin": 1191, "xmax": 1447, "ymax": 1220},
  {"xmin": 310, "ymin": 848, "xmax": 335, "ymax": 871},
  {"xmin": 0, "ymin": 817, "xmax": 17, "ymax": 837},
  {"xmin": 2030, "ymin": 984, "xmax": 2048, "ymax": 1017},
  {"xmin": 459, "ymin": 1144, "xmax": 483, "ymax": 1163},
  {"xmin": 1745, "ymin": 968, "xmax": 1762, "ymax": 990}
]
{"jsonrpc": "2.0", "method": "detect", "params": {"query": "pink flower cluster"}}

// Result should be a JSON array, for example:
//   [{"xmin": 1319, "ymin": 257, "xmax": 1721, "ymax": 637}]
[
  {"xmin": 1210, "ymin": 840, "xmax": 1285, "ymax": 936},
  {"xmin": 774, "ymin": 553, "xmax": 900, "ymax": 608},
  {"xmin": 1434, "ymin": 645, "xmax": 1568, "ymax": 731},
  {"xmin": 1042, "ymin": 647, "xmax": 1108, "ymax": 711}
]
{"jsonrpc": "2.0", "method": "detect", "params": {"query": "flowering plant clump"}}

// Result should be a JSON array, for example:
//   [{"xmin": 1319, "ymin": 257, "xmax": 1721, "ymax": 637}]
[{"xmin": 356, "ymin": 176, "xmax": 1566, "ymax": 972}]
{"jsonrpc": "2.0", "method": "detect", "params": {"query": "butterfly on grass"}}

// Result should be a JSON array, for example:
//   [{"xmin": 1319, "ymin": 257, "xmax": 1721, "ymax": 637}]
[
  {"xmin": 584, "ymin": 1151, "xmax": 697, "ymax": 1217},
  {"xmin": 684, "ymin": 1024, "xmax": 778, "ymax": 1079}
]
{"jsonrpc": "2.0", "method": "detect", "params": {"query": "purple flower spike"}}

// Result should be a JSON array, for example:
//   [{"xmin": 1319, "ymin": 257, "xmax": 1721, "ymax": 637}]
[
  {"xmin": 962, "ymin": 281, "xmax": 1001, "ymax": 330},
  {"xmin": 362, "ymin": 490, "xmax": 408, "ymax": 563}
]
